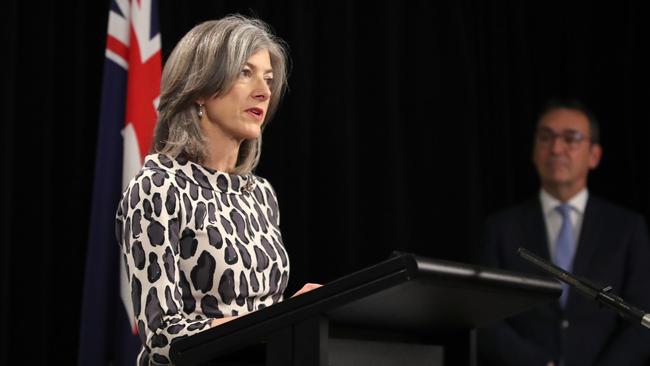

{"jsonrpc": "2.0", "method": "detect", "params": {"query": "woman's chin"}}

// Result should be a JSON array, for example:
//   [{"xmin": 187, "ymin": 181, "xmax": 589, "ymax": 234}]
[{"xmin": 242, "ymin": 125, "xmax": 262, "ymax": 140}]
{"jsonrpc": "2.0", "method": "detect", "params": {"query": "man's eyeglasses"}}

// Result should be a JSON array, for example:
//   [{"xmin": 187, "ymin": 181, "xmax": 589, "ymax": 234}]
[{"xmin": 535, "ymin": 128, "xmax": 589, "ymax": 149}]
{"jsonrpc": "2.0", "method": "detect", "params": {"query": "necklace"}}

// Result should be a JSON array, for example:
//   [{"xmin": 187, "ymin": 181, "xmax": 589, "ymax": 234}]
[{"xmin": 241, "ymin": 173, "xmax": 256, "ymax": 194}]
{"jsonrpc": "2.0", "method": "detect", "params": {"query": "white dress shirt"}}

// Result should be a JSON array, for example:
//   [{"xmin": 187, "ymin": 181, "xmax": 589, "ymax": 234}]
[{"xmin": 539, "ymin": 188, "xmax": 588, "ymax": 259}]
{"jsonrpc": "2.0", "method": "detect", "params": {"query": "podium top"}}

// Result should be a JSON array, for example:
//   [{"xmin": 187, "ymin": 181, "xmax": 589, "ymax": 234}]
[{"xmin": 170, "ymin": 252, "xmax": 561, "ymax": 364}]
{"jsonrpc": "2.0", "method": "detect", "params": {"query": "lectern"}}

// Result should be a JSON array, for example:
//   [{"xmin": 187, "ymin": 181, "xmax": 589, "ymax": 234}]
[{"xmin": 170, "ymin": 252, "xmax": 561, "ymax": 366}]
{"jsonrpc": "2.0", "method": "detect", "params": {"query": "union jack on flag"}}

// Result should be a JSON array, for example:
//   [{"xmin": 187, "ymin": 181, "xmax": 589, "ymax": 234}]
[{"xmin": 78, "ymin": 0, "xmax": 161, "ymax": 364}]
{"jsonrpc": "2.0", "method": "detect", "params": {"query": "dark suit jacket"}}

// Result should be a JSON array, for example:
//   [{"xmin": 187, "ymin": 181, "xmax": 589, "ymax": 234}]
[{"xmin": 478, "ymin": 196, "xmax": 650, "ymax": 366}]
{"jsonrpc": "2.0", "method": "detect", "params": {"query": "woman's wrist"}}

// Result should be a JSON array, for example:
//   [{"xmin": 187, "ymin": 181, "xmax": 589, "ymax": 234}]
[{"xmin": 211, "ymin": 316, "xmax": 238, "ymax": 327}]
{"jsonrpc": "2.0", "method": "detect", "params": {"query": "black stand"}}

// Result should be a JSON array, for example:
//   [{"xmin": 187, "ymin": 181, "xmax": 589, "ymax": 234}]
[
  {"xmin": 170, "ymin": 252, "xmax": 561, "ymax": 366},
  {"xmin": 519, "ymin": 247, "xmax": 650, "ymax": 330}
]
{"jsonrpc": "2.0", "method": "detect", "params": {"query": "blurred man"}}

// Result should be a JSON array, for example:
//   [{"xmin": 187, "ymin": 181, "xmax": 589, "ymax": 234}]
[{"xmin": 479, "ymin": 100, "xmax": 650, "ymax": 366}]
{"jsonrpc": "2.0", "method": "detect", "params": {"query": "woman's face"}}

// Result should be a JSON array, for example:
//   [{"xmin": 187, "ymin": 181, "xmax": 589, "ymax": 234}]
[{"xmin": 201, "ymin": 48, "xmax": 273, "ymax": 141}]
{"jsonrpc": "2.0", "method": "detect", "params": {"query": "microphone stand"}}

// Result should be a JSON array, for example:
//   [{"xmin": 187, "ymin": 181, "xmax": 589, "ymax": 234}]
[{"xmin": 518, "ymin": 247, "xmax": 650, "ymax": 330}]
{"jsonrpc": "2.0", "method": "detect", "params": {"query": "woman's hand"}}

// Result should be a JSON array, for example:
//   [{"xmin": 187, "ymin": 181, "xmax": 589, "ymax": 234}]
[
  {"xmin": 211, "ymin": 316, "xmax": 239, "ymax": 328},
  {"xmin": 290, "ymin": 283, "xmax": 322, "ymax": 298}
]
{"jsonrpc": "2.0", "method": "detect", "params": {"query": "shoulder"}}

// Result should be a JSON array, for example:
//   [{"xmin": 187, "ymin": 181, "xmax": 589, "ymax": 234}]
[
  {"xmin": 587, "ymin": 196, "xmax": 646, "ymax": 226},
  {"xmin": 124, "ymin": 154, "xmax": 196, "ymax": 195},
  {"xmin": 485, "ymin": 198, "xmax": 540, "ymax": 227},
  {"xmin": 117, "ymin": 156, "xmax": 183, "ymax": 219},
  {"xmin": 250, "ymin": 175, "xmax": 280, "ymax": 206},
  {"xmin": 123, "ymin": 161, "xmax": 178, "ymax": 199},
  {"xmin": 252, "ymin": 175, "xmax": 275, "ymax": 195}
]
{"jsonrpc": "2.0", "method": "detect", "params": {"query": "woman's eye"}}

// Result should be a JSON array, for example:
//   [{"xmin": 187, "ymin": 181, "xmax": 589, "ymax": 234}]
[
  {"xmin": 240, "ymin": 68, "xmax": 252, "ymax": 78},
  {"xmin": 265, "ymin": 78, "xmax": 273, "ymax": 86}
]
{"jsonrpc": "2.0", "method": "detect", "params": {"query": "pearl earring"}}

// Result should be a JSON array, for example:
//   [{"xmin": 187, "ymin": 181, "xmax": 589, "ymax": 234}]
[{"xmin": 198, "ymin": 104, "xmax": 204, "ymax": 118}]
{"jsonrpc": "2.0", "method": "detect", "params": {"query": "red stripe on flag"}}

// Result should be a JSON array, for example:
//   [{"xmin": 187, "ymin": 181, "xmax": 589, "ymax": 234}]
[
  {"xmin": 106, "ymin": 35, "xmax": 129, "ymax": 61},
  {"xmin": 124, "ymin": 24, "xmax": 161, "ymax": 158}
]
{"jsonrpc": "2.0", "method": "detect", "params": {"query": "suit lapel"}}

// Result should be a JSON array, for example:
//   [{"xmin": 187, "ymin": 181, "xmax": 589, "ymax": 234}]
[
  {"xmin": 572, "ymin": 197, "xmax": 602, "ymax": 278},
  {"xmin": 523, "ymin": 198, "xmax": 563, "ymax": 315},
  {"xmin": 523, "ymin": 198, "xmax": 552, "ymax": 262},
  {"xmin": 564, "ymin": 196, "xmax": 603, "ymax": 312}
]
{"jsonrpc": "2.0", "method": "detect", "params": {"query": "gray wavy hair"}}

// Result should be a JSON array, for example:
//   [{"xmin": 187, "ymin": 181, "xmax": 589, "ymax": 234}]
[{"xmin": 152, "ymin": 15, "xmax": 289, "ymax": 174}]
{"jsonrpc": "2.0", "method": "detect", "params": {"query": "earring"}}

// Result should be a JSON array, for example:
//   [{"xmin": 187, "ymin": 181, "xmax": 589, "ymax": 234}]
[{"xmin": 197, "ymin": 104, "xmax": 204, "ymax": 118}]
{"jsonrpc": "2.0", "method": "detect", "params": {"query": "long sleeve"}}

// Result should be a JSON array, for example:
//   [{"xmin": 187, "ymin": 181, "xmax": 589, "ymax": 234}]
[
  {"xmin": 116, "ymin": 170, "xmax": 212, "ymax": 365},
  {"xmin": 116, "ymin": 154, "xmax": 292, "ymax": 365}
]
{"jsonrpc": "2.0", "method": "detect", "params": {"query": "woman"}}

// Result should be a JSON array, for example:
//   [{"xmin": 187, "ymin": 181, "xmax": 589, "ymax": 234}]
[{"xmin": 116, "ymin": 15, "xmax": 319, "ymax": 365}]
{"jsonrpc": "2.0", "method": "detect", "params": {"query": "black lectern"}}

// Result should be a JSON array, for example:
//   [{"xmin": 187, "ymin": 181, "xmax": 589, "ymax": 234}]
[{"xmin": 170, "ymin": 252, "xmax": 561, "ymax": 366}]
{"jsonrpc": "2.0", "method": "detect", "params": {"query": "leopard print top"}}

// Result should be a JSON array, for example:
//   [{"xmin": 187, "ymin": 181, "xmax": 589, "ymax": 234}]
[{"xmin": 116, "ymin": 154, "xmax": 290, "ymax": 365}]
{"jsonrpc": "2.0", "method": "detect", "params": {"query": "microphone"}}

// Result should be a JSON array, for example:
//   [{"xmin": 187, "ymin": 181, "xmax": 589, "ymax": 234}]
[{"xmin": 517, "ymin": 247, "xmax": 650, "ymax": 330}]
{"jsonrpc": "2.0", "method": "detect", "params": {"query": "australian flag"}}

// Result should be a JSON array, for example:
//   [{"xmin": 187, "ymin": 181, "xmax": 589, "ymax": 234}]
[{"xmin": 77, "ymin": 0, "xmax": 161, "ymax": 365}]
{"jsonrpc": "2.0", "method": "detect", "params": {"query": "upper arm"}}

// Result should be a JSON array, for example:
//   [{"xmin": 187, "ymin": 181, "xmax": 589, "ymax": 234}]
[{"xmin": 117, "ymin": 170, "xmax": 211, "ymax": 364}]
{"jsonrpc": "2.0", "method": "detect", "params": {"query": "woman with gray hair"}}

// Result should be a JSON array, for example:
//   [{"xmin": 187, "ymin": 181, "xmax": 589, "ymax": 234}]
[{"xmin": 116, "ymin": 15, "xmax": 319, "ymax": 365}]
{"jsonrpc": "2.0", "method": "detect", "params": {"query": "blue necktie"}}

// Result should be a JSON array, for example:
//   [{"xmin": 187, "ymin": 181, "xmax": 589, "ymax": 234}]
[{"xmin": 554, "ymin": 203, "xmax": 575, "ymax": 307}]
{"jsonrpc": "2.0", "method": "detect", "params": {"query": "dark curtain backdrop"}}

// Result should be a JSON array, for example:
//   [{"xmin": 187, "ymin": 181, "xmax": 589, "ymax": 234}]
[{"xmin": 2, "ymin": 0, "xmax": 650, "ymax": 364}]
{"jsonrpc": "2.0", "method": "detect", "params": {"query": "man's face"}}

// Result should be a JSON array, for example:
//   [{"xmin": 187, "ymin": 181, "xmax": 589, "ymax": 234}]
[{"xmin": 532, "ymin": 108, "xmax": 602, "ymax": 192}]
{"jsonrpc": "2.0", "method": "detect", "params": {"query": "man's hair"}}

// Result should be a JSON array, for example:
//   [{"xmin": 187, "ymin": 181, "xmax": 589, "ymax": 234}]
[{"xmin": 537, "ymin": 99, "xmax": 600, "ymax": 144}]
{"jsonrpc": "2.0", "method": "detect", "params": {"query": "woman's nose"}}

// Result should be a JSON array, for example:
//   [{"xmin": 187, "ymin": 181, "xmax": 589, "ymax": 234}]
[{"xmin": 253, "ymin": 77, "xmax": 271, "ymax": 101}]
